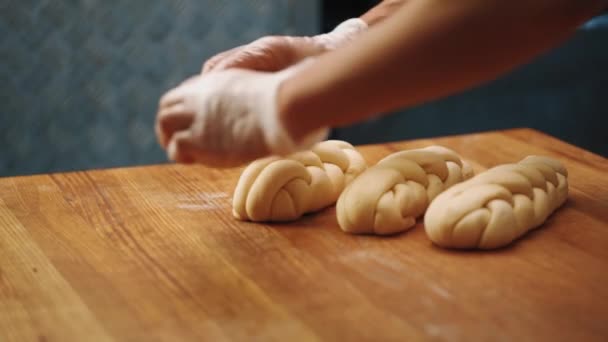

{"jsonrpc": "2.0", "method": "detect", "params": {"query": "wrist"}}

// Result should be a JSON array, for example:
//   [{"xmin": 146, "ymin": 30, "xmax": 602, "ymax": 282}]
[
  {"xmin": 275, "ymin": 66, "xmax": 329, "ymax": 149},
  {"xmin": 256, "ymin": 60, "xmax": 328, "ymax": 156},
  {"xmin": 276, "ymin": 78, "xmax": 309, "ymax": 144}
]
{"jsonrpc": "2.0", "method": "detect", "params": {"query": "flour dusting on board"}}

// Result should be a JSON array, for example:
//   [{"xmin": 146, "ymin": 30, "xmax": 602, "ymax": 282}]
[
  {"xmin": 338, "ymin": 250, "xmax": 408, "ymax": 290},
  {"xmin": 177, "ymin": 203, "xmax": 222, "ymax": 211},
  {"xmin": 37, "ymin": 185, "xmax": 55, "ymax": 192},
  {"xmin": 176, "ymin": 192, "xmax": 229, "ymax": 211},
  {"xmin": 424, "ymin": 323, "xmax": 461, "ymax": 339},
  {"xmin": 429, "ymin": 283, "xmax": 452, "ymax": 299},
  {"xmin": 341, "ymin": 250, "xmax": 406, "ymax": 272}
]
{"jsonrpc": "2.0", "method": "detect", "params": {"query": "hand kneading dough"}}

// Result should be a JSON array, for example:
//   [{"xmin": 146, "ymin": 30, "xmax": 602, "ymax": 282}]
[
  {"xmin": 336, "ymin": 146, "xmax": 473, "ymax": 235},
  {"xmin": 424, "ymin": 156, "xmax": 568, "ymax": 249},
  {"xmin": 233, "ymin": 140, "xmax": 367, "ymax": 222}
]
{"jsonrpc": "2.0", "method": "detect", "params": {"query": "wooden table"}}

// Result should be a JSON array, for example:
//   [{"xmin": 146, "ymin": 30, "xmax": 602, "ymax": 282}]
[{"xmin": 1, "ymin": 128, "xmax": 607, "ymax": 341}]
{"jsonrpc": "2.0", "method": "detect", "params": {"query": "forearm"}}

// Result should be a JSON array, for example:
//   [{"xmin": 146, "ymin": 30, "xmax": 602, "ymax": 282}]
[
  {"xmin": 360, "ymin": 0, "xmax": 408, "ymax": 26},
  {"xmin": 279, "ymin": 0, "xmax": 606, "ymax": 140}
]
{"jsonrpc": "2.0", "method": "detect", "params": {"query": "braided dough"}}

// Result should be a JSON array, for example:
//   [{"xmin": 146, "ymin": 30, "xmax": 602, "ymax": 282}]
[
  {"xmin": 233, "ymin": 140, "xmax": 367, "ymax": 222},
  {"xmin": 424, "ymin": 156, "xmax": 568, "ymax": 249},
  {"xmin": 336, "ymin": 146, "xmax": 473, "ymax": 235}
]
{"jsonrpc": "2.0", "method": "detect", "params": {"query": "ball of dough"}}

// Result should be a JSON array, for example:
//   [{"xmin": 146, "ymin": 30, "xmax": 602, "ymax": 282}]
[
  {"xmin": 336, "ymin": 146, "xmax": 473, "ymax": 235},
  {"xmin": 232, "ymin": 140, "xmax": 367, "ymax": 222},
  {"xmin": 424, "ymin": 156, "xmax": 569, "ymax": 249}
]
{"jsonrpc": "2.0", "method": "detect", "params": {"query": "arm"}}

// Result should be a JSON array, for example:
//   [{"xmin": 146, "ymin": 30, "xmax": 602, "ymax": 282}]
[
  {"xmin": 279, "ymin": 0, "xmax": 607, "ymax": 141},
  {"xmin": 157, "ymin": 1, "xmax": 409, "ymax": 166}
]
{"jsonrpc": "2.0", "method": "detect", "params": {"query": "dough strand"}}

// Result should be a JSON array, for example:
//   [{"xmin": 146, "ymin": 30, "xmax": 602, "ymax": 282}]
[
  {"xmin": 233, "ymin": 140, "xmax": 367, "ymax": 222},
  {"xmin": 423, "ymin": 156, "xmax": 569, "ymax": 249},
  {"xmin": 337, "ymin": 146, "xmax": 473, "ymax": 235}
]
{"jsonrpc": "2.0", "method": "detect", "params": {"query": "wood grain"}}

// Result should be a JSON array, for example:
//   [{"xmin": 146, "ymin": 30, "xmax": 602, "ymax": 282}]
[{"xmin": 1, "ymin": 128, "xmax": 607, "ymax": 341}]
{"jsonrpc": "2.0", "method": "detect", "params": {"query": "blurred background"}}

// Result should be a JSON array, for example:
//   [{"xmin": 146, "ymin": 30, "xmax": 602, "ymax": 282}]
[{"xmin": 1, "ymin": 1, "xmax": 607, "ymax": 177}]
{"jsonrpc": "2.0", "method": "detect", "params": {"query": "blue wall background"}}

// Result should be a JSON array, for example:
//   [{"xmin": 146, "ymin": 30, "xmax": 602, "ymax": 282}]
[
  {"xmin": 1, "ymin": 2, "xmax": 606, "ymax": 177},
  {"xmin": 1, "ymin": 0, "xmax": 320, "ymax": 177}
]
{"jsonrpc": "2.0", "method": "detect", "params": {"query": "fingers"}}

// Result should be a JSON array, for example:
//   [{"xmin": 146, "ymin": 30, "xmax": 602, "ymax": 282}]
[
  {"xmin": 202, "ymin": 54, "xmax": 225, "ymax": 74},
  {"xmin": 166, "ymin": 130, "xmax": 259, "ymax": 168},
  {"xmin": 156, "ymin": 104, "xmax": 195, "ymax": 148},
  {"xmin": 202, "ymin": 47, "xmax": 241, "ymax": 74},
  {"xmin": 205, "ymin": 53, "xmax": 253, "ymax": 72},
  {"xmin": 157, "ymin": 63, "xmax": 279, "ymax": 168},
  {"xmin": 167, "ymin": 130, "xmax": 199, "ymax": 164},
  {"xmin": 202, "ymin": 36, "xmax": 322, "ymax": 75},
  {"xmin": 166, "ymin": 131, "xmax": 239, "ymax": 167},
  {"xmin": 213, "ymin": 51, "xmax": 286, "ymax": 72},
  {"xmin": 204, "ymin": 42, "xmax": 291, "ymax": 73},
  {"xmin": 159, "ymin": 86, "xmax": 188, "ymax": 110},
  {"xmin": 160, "ymin": 73, "xmax": 206, "ymax": 110}
]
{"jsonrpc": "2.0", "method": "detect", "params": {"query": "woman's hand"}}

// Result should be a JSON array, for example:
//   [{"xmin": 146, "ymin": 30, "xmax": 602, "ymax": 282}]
[
  {"xmin": 201, "ymin": 18, "xmax": 367, "ymax": 73},
  {"xmin": 157, "ymin": 60, "xmax": 328, "ymax": 167}
]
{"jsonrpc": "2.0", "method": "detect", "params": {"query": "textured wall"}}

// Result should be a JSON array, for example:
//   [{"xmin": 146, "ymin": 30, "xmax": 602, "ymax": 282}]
[{"xmin": 1, "ymin": 0, "xmax": 320, "ymax": 176}]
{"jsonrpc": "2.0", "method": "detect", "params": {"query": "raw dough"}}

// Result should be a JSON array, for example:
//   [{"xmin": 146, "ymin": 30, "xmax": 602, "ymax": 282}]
[
  {"xmin": 233, "ymin": 140, "xmax": 367, "ymax": 222},
  {"xmin": 336, "ymin": 146, "xmax": 473, "ymax": 235},
  {"xmin": 424, "ymin": 156, "xmax": 568, "ymax": 249}
]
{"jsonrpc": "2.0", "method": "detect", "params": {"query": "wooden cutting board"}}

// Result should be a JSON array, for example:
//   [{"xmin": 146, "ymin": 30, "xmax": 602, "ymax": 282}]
[{"xmin": 1, "ymin": 128, "xmax": 607, "ymax": 341}]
